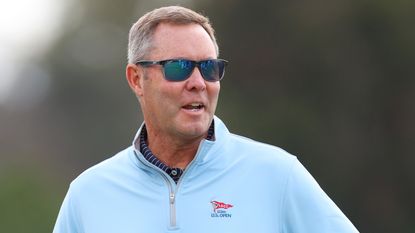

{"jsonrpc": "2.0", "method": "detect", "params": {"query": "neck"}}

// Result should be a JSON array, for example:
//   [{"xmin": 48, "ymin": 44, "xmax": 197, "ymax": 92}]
[{"xmin": 146, "ymin": 130, "xmax": 205, "ymax": 169}]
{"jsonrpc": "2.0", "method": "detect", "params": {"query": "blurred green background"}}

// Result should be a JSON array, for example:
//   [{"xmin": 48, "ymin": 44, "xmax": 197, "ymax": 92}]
[{"xmin": 1, "ymin": 0, "xmax": 414, "ymax": 232}]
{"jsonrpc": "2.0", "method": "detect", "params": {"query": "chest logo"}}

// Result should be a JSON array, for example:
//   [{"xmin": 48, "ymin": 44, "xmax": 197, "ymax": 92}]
[{"xmin": 210, "ymin": 200, "xmax": 233, "ymax": 218}]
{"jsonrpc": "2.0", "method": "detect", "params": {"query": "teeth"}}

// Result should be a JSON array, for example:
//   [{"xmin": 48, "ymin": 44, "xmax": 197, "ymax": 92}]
[{"xmin": 184, "ymin": 103, "xmax": 203, "ymax": 110}]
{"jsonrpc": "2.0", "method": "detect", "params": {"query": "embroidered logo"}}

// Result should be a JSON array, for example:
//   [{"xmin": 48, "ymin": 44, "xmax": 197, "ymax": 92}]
[{"xmin": 210, "ymin": 200, "xmax": 233, "ymax": 218}]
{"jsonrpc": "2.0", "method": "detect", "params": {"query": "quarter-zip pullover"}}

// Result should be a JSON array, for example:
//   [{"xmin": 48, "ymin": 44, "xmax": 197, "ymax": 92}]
[{"xmin": 53, "ymin": 116, "xmax": 358, "ymax": 233}]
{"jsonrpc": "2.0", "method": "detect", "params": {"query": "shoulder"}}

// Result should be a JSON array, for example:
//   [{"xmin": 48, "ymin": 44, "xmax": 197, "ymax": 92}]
[
  {"xmin": 228, "ymin": 133, "xmax": 296, "ymax": 160},
  {"xmin": 68, "ymin": 147, "xmax": 135, "ymax": 193},
  {"xmin": 220, "ymin": 133, "xmax": 298, "ymax": 175}
]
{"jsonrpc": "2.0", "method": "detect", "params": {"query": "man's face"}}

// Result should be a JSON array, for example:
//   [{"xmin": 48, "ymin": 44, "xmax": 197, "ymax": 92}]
[{"xmin": 138, "ymin": 23, "xmax": 220, "ymax": 141}]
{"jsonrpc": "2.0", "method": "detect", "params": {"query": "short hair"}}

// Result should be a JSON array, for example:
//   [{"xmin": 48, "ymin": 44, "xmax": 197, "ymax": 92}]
[{"xmin": 127, "ymin": 6, "xmax": 219, "ymax": 64}]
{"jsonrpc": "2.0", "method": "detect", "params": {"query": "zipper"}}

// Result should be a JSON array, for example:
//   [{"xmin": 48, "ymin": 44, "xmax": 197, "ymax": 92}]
[
  {"xmin": 159, "ymin": 173, "xmax": 177, "ymax": 228},
  {"xmin": 134, "ymin": 150, "xmax": 179, "ymax": 228},
  {"xmin": 162, "ymin": 156, "xmax": 199, "ymax": 228},
  {"xmin": 167, "ymin": 146, "xmax": 202, "ymax": 227},
  {"xmin": 134, "ymin": 142, "xmax": 206, "ymax": 229},
  {"xmin": 169, "ymin": 192, "xmax": 176, "ymax": 227}
]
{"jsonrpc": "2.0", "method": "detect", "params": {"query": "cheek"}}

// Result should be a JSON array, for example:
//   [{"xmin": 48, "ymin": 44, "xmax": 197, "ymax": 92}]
[
  {"xmin": 208, "ymin": 84, "xmax": 221, "ymax": 101},
  {"xmin": 149, "ymin": 85, "xmax": 180, "ymax": 112}
]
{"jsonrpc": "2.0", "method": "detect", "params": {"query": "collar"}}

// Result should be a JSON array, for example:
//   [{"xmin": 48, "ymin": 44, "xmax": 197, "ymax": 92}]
[
  {"xmin": 132, "ymin": 116, "xmax": 230, "ymax": 168},
  {"xmin": 138, "ymin": 122, "xmax": 214, "ymax": 183}
]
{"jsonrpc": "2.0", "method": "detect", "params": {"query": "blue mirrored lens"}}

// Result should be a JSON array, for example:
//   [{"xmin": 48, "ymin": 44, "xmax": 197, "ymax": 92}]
[
  {"xmin": 163, "ymin": 60, "xmax": 194, "ymax": 81},
  {"xmin": 200, "ymin": 60, "xmax": 224, "ymax": 81}
]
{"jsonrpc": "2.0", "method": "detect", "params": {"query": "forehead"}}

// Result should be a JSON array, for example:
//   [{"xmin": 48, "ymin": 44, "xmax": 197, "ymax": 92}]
[{"xmin": 149, "ymin": 23, "xmax": 217, "ymax": 60}]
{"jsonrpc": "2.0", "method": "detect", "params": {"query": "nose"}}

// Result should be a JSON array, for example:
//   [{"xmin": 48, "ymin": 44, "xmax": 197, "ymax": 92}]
[{"xmin": 185, "ymin": 67, "xmax": 206, "ymax": 91}]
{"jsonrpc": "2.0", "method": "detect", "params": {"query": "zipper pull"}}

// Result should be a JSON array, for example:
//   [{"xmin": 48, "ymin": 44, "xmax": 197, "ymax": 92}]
[{"xmin": 170, "ymin": 193, "xmax": 175, "ymax": 204}]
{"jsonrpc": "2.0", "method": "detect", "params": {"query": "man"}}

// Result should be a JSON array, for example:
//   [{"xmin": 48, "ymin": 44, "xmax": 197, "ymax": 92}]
[{"xmin": 53, "ymin": 6, "xmax": 358, "ymax": 233}]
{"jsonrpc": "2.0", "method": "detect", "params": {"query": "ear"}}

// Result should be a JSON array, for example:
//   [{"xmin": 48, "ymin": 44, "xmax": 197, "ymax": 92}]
[{"xmin": 126, "ymin": 64, "xmax": 144, "ymax": 97}]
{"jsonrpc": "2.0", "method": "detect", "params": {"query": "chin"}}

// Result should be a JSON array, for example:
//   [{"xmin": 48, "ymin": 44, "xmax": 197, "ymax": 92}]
[{"xmin": 180, "ymin": 122, "xmax": 209, "ymax": 138}]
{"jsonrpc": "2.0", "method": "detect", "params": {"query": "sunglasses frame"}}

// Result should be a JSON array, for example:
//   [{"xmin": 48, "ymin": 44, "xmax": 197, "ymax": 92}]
[{"xmin": 135, "ymin": 58, "xmax": 228, "ymax": 82}]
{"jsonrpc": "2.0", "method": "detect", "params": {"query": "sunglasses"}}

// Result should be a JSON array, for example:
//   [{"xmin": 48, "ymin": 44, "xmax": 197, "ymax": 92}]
[{"xmin": 136, "ymin": 59, "xmax": 228, "ymax": 82}]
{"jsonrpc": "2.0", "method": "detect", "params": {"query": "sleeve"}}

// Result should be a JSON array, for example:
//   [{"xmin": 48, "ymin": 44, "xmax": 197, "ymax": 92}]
[
  {"xmin": 281, "ymin": 158, "xmax": 359, "ymax": 233},
  {"xmin": 52, "ymin": 185, "xmax": 81, "ymax": 233}
]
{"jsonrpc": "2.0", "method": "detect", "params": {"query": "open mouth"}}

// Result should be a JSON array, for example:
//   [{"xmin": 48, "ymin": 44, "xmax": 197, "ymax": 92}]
[{"xmin": 182, "ymin": 103, "xmax": 204, "ymax": 111}]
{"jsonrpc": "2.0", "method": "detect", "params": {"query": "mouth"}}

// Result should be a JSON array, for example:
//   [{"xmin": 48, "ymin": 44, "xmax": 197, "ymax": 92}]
[{"xmin": 182, "ymin": 102, "xmax": 205, "ymax": 112}]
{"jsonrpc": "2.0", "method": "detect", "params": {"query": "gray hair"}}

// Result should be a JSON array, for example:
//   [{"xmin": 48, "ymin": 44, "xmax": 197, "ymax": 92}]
[{"xmin": 127, "ymin": 6, "xmax": 219, "ymax": 64}]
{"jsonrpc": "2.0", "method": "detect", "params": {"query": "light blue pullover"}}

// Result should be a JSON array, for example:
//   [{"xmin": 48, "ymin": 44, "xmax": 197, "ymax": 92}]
[{"xmin": 53, "ymin": 116, "xmax": 358, "ymax": 233}]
